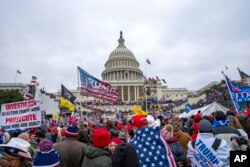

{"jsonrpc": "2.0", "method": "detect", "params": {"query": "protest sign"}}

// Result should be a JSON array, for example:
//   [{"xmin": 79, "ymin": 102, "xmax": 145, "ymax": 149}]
[
  {"xmin": 193, "ymin": 139, "xmax": 223, "ymax": 167},
  {"xmin": 0, "ymin": 100, "xmax": 41, "ymax": 130}
]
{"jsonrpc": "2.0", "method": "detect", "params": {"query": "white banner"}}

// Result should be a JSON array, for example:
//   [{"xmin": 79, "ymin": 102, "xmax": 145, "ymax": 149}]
[
  {"xmin": 0, "ymin": 100, "xmax": 41, "ymax": 130},
  {"xmin": 192, "ymin": 139, "xmax": 223, "ymax": 167}
]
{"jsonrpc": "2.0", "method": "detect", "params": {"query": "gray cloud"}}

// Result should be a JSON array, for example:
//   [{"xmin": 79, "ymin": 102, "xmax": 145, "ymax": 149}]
[{"xmin": 0, "ymin": 0, "xmax": 249, "ymax": 92}]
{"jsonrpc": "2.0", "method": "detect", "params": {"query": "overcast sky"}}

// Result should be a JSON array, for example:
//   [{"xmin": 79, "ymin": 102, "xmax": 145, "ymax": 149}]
[{"xmin": 0, "ymin": 0, "xmax": 249, "ymax": 92}]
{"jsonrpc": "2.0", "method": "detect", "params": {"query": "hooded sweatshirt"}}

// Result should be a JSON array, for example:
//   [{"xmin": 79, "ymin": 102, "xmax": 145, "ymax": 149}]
[
  {"xmin": 81, "ymin": 146, "xmax": 111, "ymax": 167},
  {"xmin": 111, "ymin": 143, "xmax": 140, "ymax": 167}
]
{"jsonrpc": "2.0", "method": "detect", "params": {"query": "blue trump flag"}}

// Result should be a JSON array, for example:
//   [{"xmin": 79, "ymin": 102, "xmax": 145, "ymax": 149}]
[
  {"xmin": 223, "ymin": 73, "xmax": 250, "ymax": 112},
  {"xmin": 129, "ymin": 126, "xmax": 176, "ymax": 167},
  {"xmin": 185, "ymin": 103, "xmax": 192, "ymax": 113}
]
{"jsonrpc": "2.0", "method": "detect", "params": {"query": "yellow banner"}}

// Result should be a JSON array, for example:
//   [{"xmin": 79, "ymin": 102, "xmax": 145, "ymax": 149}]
[
  {"xmin": 53, "ymin": 114, "xmax": 59, "ymax": 120},
  {"xmin": 132, "ymin": 106, "xmax": 148, "ymax": 116},
  {"xmin": 59, "ymin": 97, "xmax": 74, "ymax": 111}
]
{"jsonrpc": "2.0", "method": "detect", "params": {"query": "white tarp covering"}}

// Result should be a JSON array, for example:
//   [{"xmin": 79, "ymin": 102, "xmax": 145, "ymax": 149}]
[{"xmin": 178, "ymin": 102, "xmax": 229, "ymax": 118}]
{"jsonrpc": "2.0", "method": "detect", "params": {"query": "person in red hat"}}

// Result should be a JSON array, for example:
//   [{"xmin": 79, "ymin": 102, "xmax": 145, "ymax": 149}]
[
  {"xmin": 49, "ymin": 121, "xmax": 58, "ymax": 143},
  {"xmin": 130, "ymin": 115, "xmax": 148, "ymax": 132},
  {"xmin": 109, "ymin": 137, "xmax": 123, "ymax": 154},
  {"xmin": 82, "ymin": 128, "xmax": 111, "ymax": 167}
]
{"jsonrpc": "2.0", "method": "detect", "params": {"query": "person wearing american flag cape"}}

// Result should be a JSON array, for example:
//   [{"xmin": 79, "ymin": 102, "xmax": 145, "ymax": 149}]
[{"xmin": 129, "ymin": 114, "xmax": 176, "ymax": 167}]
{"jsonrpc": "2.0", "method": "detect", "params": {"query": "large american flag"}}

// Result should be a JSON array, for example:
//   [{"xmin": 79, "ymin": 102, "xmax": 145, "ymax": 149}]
[
  {"xmin": 78, "ymin": 66, "xmax": 118, "ymax": 104},
  {"xmin": 130, "ymin": 126, "xmax": 176, "ymax": 167},
  {"xmin": 224, "ymin": 74, "xmax": 242, "ymax": 92}
]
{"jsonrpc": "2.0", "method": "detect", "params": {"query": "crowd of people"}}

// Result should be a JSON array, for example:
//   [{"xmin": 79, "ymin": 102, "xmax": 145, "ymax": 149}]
[{"xmin": 0, "ymin": 108, "xmax": 250, "ymax": 167}]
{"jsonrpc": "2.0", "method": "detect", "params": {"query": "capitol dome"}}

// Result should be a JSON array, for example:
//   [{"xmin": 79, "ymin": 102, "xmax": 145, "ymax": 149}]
[
  {"xmin": 102, "ymin": 31, "xmax": 143, "ymax": 81},
  {"xmin": 102, "ymin": 31, "xmax": 144, "ymax": 101}
]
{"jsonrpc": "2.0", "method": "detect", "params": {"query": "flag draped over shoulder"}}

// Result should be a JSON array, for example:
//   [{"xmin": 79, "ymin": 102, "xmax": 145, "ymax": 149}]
[
  {"xmin": 129, "ymin": 127, "xmax": 176, "ymax": 167},
  {"xmin": 77, "ymin": 66, "xmax": 119, "ymax": 104},
  {"xmin": 61, "ymin": 84, "xmax": 76, "ymax": 104},
  {"xmin": 223, "ymin": 73, "xmax": 250, "ymax": 112},
  {"xmin": 238, "ymin": 68, "xmax": 250, "ymax": 86},
  {"xmin": 185, "ymin": 103, "xmax": 192, "ymax": 113},
  {"xmin": 59, "ymin": 97, "xmax": 74, "ymax": 111}
]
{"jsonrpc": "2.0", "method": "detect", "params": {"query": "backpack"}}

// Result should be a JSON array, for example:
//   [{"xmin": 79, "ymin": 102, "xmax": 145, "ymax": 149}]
[{"xmin": 192, "ymin": 138, "xmax": 221, "ymax": 151}]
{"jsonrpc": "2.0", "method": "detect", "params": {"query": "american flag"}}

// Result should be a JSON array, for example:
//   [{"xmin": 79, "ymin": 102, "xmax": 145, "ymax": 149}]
[
  {"xmin": 31, "ymin": 76, "xmax": 37, "ymax": 83},
  {"xmin": 130, "ymin": 126, "xmax": 176, "ymax": 167},
  {"xmin": 17, "ymin": 69, "xmax": 22, "ymax": 74},
  {"xmin": 78, "ymin": 66, "xmax": 118, "ymax": 104},
  {"xmin": 156, "ymin": 76, "xmax": 161, "ymax": 83},
  {"xmin": 143, "ymin": 75, "xmax": 148, "ymax": 81},
  {"xmin": 146, "ymin": 58, "xmax": 151, "ymax": 65},
  {"xmin": 23, "ymin": 85, "xmax": 36, "ymax": 100},
  {"xmin": 23, "ymin": 92, "xmax": 34, "ymax": 100},
  {"xmin": 230, "ymin": 81, "xmax": 242, "ymax": 92}
]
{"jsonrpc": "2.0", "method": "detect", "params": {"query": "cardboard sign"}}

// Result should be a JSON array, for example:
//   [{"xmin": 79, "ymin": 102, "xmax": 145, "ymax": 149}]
[{"xmin": 0, "ymin": 100, "xmax": 41, "ymax": 130}]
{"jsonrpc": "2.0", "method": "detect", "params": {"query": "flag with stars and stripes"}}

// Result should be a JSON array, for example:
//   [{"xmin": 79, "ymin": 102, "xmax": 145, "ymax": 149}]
[
  {"xmin": 129, "ymin": 126, "xmax": 176, "ymax": 167},
  {"xmin": 223, "ymin": 73, "xmax": 250, "ymax": 112}
]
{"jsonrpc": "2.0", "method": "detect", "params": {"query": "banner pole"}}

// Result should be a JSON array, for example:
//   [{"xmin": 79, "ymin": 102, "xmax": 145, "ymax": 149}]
[{"xmin": 222, "ymin": 72, "xmax": 239, "ymax": 112}]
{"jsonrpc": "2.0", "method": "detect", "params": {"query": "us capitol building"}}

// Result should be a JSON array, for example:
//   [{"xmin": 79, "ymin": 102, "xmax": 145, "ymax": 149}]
[
  {"xmin": 74, "ymin": 31, "xmax": 189, "ymax": 110},
  {"xmin": 0, "ymin": 31, "xmax": 189, "ymax": 112}
]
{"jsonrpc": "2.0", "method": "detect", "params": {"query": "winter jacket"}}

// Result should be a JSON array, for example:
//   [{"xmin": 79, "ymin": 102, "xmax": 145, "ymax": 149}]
[
  {"xmin": 187, "ymin": 133, "xmax": 230, "ymax": 167},
  {"xmin": 212, "ymin": 125, "xmax": 241, "ymax": 149},
  {"xmin": 173, "ymin": 130, "xmax": 192, "ymax": 153},
  {"xmin": 54, "ymin": 138, "xmax": 87, "ymax": 167},
  {"xmin": 167, "ymin": 138, "xmax": 185, "ymax": 164},
  {"xmin": 112, "ymin": 143, "xmax": 140, "ymax": 167},
  {"xmin": 81, "ymin": 146, "xmax": 111, "ymax": 167}
]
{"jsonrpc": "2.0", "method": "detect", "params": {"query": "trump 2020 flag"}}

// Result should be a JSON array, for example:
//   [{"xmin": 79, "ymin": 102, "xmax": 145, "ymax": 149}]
[
  {"xmin": 78, "ymin": 66, "xmax": 119, "ymax": 104},
  {"xmin": 129, "ymin": 126, "xmax": 176, "ymax": 167},
  {"xmin": 61, "ymin": 84, "xmax": 76, "ymax": 104},
  {"xmin": 185, "ymin": 103, "xmax": 192, "ymax": 113},
  {"xmin": 223, "ymin": 73, "xmax": 250, "ymax": 112}
]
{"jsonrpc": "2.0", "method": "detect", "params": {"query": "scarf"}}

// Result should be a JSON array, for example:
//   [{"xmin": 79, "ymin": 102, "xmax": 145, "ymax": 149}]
[{"xmin": 212, "ymin": 119, "xmax": 229, "ymax": 128}]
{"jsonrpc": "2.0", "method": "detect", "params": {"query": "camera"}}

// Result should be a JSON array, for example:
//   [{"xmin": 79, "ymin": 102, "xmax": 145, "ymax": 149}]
[{"xmin": 231, "ymin": 136, "xmax": 249, "ymax": 151}]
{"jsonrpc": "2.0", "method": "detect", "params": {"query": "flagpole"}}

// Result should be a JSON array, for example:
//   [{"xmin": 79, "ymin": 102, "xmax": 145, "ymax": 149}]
[
  {"xmin": 15, "ymin": 71, "xmax": 17, "ymax": 83},
  {"xmin": 77, "ymin": 67, "xmax": 80, "ymax": 90},
  {"xmin": 144, "ymin": 62, "xmax": 148, "ymax": 113},
  {"xmin": 225, "ymin": 66, "xmax": 229, "ymax": 77},
  {"xmin": 222, "ymin": 71, "xmax": 239, "ymax": 112}
]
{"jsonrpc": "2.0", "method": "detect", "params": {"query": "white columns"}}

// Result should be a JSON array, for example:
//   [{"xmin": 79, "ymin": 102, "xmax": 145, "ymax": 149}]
[
  {"xmin": 128, "ymin": 86, "xmax": 130, "ymax": 101},
  {"xmin": 137, "ymin": 86, "xmax": 139, "ymax": 98},
  {"xmin": 134, "ymin": 86, "xmax": 136, "ymax": 100},
  {"xmin": 121, "ymin": 86, "xmax": 124, "ymax": 101}
]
